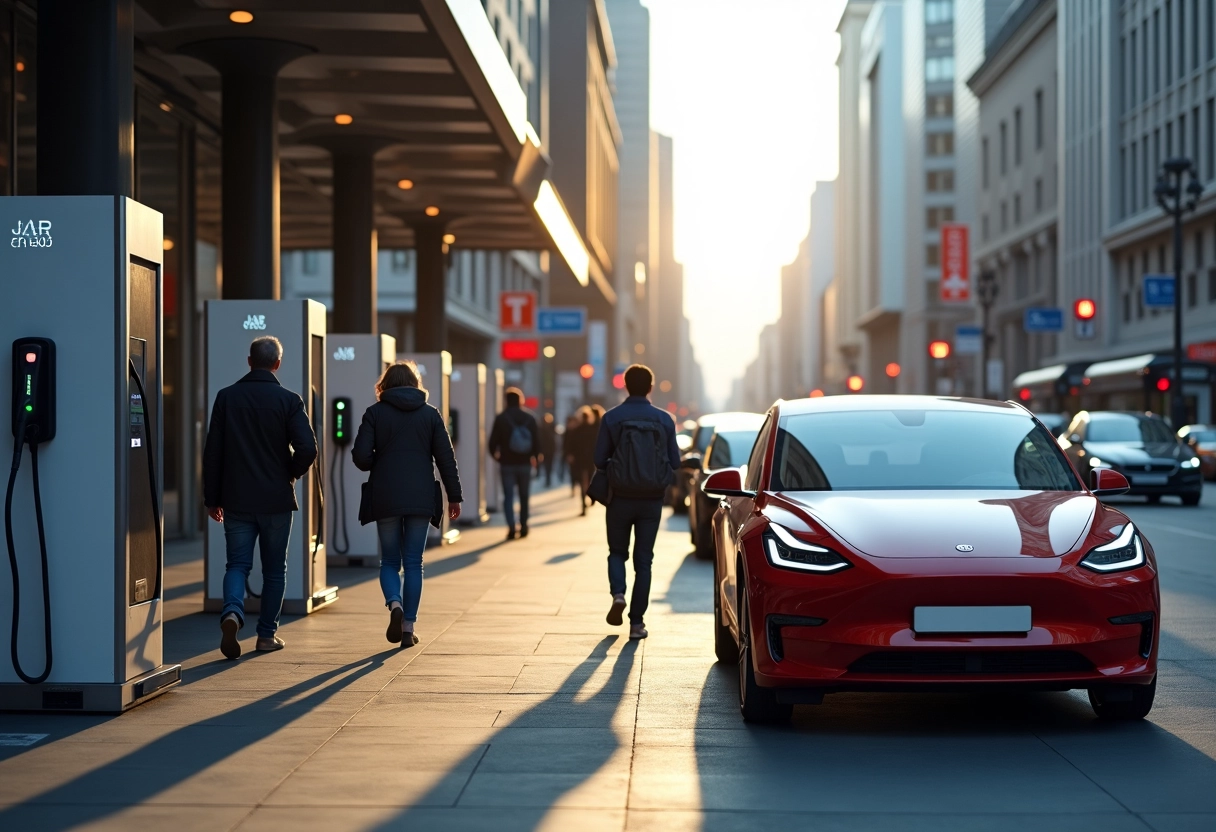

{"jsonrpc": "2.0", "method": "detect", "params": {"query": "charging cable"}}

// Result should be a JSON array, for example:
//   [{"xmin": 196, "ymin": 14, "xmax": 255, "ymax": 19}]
[
  {"xmin": 128, "ymin": 359, "xmax": 164, "ymax": 588},
  {"xmin": 329, "ymin": 449, "xmax": 349, "ymax": 555},
  {"xmin": 5, "ymin": 411, "xmax": 53, "ymax": 685}
]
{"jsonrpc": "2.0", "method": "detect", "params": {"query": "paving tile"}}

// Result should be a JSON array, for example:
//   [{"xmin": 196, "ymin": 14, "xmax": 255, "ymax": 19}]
[{"xmin": 234, "ymin": 805, "xmax": 626, "ymax": 832}]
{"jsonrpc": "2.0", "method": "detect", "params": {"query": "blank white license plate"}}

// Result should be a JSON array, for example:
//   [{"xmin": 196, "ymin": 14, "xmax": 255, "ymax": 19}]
[
  {"xmin": 913, "ymin": 606, "xmax": 1031, "ymax": 634},
  {"xmin": 1131, "ymin": 474, "xmax": 1168, "ymax": 485}
]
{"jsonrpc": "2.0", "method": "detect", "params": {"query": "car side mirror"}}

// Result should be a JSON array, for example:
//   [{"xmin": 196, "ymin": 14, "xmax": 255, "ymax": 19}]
[
  {"xmin": 703, "ymin": 467, "xmax": 754, "ymax": 498},
  {"xmin": 680, "ymin": 454, "xmax": 702, "ymax": 470},
  {"xmin": 1090, "ymin": 468, "xmax": 1130, "ymax": 496}
]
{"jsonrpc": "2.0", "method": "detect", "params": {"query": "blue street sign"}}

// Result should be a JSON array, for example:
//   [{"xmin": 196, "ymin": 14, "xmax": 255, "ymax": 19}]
[
  {"xmin": 1023, "ymin": 307, "xmax": 1064, "ymax": 333},
  {"xmin": 954, "ymin": 325, "xmax": 983, "ymax": 355},
  {"xmin": 1143, "ymin": 274, "xmax": 1175, "ymax": 307},
  {"xmin": 536, "ymin": 306, "xmax": 587, "ymax": 336}
]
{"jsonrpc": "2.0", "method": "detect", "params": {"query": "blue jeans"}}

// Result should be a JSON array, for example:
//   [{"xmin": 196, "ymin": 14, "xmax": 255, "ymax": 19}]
[
  {"xmin": 377, "ymin": 515, "xmax": 432, "ymax": 621},
  {"xmin": 223, "ymin": 511, "xmax": 293, "ymax": 638},
  {"xmin": 606, "ymin": 498, "xmax": 663, "ymax": 624},
  {"xmin": 500, "ymin": 464, "xmax": 532, "ymax": 529}
]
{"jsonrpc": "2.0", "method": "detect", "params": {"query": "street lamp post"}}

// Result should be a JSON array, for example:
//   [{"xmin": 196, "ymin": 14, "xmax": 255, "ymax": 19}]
[
  {"xmin": 977, "ymin": 270, "xmax": 998, "ymax": 397},
  {"xmin": 1155, "ymin": 158, "xmax": 1204, "ymax": 427}
]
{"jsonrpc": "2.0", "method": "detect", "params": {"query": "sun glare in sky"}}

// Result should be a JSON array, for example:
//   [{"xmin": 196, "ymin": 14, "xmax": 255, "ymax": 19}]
[{"xmin": 642, "ymin": 0, "xmax": 846, "ymax": 408}]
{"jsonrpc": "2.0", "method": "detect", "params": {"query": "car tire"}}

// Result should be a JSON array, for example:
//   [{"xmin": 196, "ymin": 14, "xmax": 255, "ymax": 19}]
[
  {"xmin": 1181, "ymin": 492, "xmax": 1201, "ymax": 507},
  {"xmin": 713, "ymin": 556, "xmax": 738, "ymax": 664},
  {"xmin": 1088, "ymin": 675, "xmax": 1156, "ymax": 720},
  {"xmin": 1146, "ymin": 495, "xmax": 1162, "ymax": 505},
  {"xmin": 737, "ymin": 582, "xmax": 792, "ymax": 724}
]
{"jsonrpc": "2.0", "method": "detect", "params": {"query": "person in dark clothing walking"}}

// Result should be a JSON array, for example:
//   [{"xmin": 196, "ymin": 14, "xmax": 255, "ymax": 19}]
[
  {"xmin": 204, "ymin": 336, "xmax": 318, "ymax": 660},
  {"xmin": 594, "ymin": 365, "xmax": 681, "ymax": 640},
  {"xmin": 352, "ymin": 361, "xmax": 462, "ymax": 646},
  {"xmin": 538, "ymin": 413, "xmax": 558, "ymax": 486},
  {"xmin": 487, "ymin": 387, "xmax": 540, "ymax": 540}
]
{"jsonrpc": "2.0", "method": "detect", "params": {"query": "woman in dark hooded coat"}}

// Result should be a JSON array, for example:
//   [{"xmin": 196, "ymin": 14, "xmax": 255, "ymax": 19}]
[{"xmin": 353, "ymin": 361, "xmax": 461, "ymax": 645}]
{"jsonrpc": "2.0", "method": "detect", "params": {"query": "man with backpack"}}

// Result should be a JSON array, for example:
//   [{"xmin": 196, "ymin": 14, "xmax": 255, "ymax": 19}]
[
  {"xmin": 488, "ymin": 387, "xmax": 541, "ymax": 540},
  {"xmin": 594, "ymin": 364, "xmax": 681, "ymax": 639}
]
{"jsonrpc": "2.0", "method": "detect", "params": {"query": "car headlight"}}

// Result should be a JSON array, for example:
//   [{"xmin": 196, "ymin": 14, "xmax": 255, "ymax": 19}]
[
  {"xmin": 1181, "ymin": 456, "xmax": 1200, "ymax": 469},
  {"xmin": 764, "ymin": 523, "xmax": 852, "ymax": 574},
  {"xmin": 1088, "ymin": 457, "xmax": 1112, "ymax": 468},
  {"xmin": 1080, "ymin": 523, "xmax": 1145, "ymax": 573}
]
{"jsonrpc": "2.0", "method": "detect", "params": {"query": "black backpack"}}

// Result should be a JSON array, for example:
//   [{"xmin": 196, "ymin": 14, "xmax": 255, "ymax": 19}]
[{"xmin": 608, "ymin": 419, "xmax": 672, "ymax": 498}]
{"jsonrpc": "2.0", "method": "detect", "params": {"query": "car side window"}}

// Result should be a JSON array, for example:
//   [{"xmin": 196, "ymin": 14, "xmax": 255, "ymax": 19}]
[
  {"xmin": 706, "ymin": 435, "xmax": 731, "ymax": 469},
  {"xmin": 743, "ymin": 415, "xmax": 772, "ymax": 491}
]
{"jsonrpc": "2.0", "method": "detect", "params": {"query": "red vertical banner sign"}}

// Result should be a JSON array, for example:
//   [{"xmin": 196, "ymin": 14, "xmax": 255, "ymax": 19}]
[{"xmin": 940, "ymin": 223, "xmax": 970, "ymax": 303}]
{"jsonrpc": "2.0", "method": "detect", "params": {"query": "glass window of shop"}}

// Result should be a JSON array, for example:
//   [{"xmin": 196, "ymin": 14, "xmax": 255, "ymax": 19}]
[{"xmin": 1, "ymin": 2, "xmax": 37, "ymax": 194}]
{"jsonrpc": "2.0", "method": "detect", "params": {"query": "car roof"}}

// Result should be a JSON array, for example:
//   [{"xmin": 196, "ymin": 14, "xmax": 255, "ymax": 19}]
[
  {"xmin": 774, "ymin": 395, "xmax": 1029, "ymax": 417},
  {"xmin": 1081, "ymin": 410, "xmax": 1163, "ymax": 420},
  {"xmin": 697, "ymin": 411, "xmax": 760, "ymax": 426},
  {"xmin": 708, "ymin": 413, "xmax": 766, "ymax": 433}
]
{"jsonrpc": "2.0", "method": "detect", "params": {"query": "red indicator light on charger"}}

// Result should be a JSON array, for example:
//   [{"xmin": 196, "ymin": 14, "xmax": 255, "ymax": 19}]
[{"xmin": 25, "ymin": 352, "xmax": 36, "ymax": 363}]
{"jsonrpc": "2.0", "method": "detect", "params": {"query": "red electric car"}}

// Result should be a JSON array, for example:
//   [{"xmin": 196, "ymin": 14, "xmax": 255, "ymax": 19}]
[{"xmin": 704, "ymin": 396, "xmax": 1159, "ymax": 724}]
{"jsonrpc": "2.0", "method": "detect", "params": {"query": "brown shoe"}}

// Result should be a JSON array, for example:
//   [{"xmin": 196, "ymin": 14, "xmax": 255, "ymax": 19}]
[
  {"xmin": 629, "ymin": 623, "xmax": 648, "ymax": 640},
  {"xmin": 606, "ymin": 594, "xmax": 626, "ymax": 626},
  {"xmin": 255, "ymin": 635, "xmax": 285, "ymax": 652},
  {"xmin": 219, "ymin": 613, "xmax": 242, "ymax": 660},
  {"xmin": 386, "ymin": 605, "xmax": 404, "ymax": 644}
]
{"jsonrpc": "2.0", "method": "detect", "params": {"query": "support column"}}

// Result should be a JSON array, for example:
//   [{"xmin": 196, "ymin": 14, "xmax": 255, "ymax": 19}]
[
  {"xmin": 413, "ymin": 220, "xmax": 449, "ymax": 352},
  {"xmin": 179, "ymin": 39, "xmax": 311, "ymax": 299},
  {"xmin": 36, "ymin": 0, "xmax": 134, "ymax": 196}
]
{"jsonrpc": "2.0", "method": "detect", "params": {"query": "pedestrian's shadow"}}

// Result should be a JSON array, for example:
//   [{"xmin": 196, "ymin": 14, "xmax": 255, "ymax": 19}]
[
  {"xmin": 0, "ymin": 651, "xmax": 396, "ymax": 831},
  {"xmin": 369, "ymin": 636, "xmax": 637, "ymax": 831}
]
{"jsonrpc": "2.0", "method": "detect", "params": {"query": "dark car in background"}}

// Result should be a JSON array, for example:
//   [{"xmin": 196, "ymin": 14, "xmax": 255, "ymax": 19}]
[
  {"xmin": 1059, "ymin": 411, "xmax": 1204, "ymax": 505},
  {"xmin": 1177, "ymin": 424, "xmax": 1216, "ymax": 480},
  {"xmin": 670, "ymin": 411, "xmax": 758, "ymax": 513},
  {"xmin": 688, "ymin": 413, "xmax": 766, "ymax": 559}
]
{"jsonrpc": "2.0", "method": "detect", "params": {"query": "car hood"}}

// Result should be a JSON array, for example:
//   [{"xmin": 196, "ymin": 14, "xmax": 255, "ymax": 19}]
[
  {"xmin": 777, "ymin": 490, "xmax": 1096, "ymax": 558},
  {"xmin": 1083, "ymin": 441, "xmax": 1182, "ymax": 463}
]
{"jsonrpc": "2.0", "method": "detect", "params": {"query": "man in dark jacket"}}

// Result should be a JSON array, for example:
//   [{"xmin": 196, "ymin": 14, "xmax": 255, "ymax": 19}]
[
  {"xmin": 203, "ymin": 336, "xmax": 318, "ymax": 659},
  {"xmin": 488, "ymin": 387, "xmax": 540, "ymax": 540},
  {"xmin": 538, "ymin": 413, "xmax": 558, "ymax": 486},
  {"xmin": 594, "ymin": 364, "xmax": 681, "ymax": 640}
]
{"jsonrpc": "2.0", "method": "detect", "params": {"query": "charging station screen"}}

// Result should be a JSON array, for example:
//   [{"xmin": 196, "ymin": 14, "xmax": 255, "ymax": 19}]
[{"xmin": 332, "ymin": 397, "xmax": 352, "ymax": 446}]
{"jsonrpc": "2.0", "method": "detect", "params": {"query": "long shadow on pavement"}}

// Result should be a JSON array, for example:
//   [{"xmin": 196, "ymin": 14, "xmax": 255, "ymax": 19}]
[
  {"xmin": 367, "ymin": 636, "xmax": 637, "ymax": 831},
  {"xmin": 0, "ymin": 652, "xmax": 397, "ymax": 831}
]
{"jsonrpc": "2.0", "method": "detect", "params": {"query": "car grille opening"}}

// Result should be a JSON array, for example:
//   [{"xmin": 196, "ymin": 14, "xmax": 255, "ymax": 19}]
[{"xmin": 848, "ymin": 651, "xmax": 1093, "ymax": 675}]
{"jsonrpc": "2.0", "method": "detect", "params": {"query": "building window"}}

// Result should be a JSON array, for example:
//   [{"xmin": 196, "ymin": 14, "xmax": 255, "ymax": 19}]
[
  {"xmin": 1198, "ymin": 231, "xmax": 1206, "ymax": 268},
  {"xmin": 1035, "ymin": 178, "xmax": 1044, "ymax": 213},
  {"xmin": 1034, "ymin": 89, "xmax": 1044, "ymax": 150},
  {"xmin": 927, "ymin": 170, "xmax": 954, "ymax": 192},
  {"xmin": 1131, "ymin": 29, "xmax": 1139, "ymax": 105},
  {"xmin": 928, "ymin": 94, "xmax": 953, "ymax": 116},
  {"xmin": 926, "ymin": 244, "xmax": 940, "ymax": 267},
  {"xmin": 925, "ymin": 0, "xmax": 954, "ymax": 24},
  {"xmin": 1166, "ymin": 1, "xmax": 1173, "ymax": 86},
  {"xmin": 1014, "ymin": 194, "xmax": 1021, "ymax": 225},
  {"xmin": 926, "ymin": 132, "xmax": 954, "ymax": 156},
  {"xmin": 926, "ymin": 56, "xmax": 955, "ymax": 82},
  {"xmin": 1000, "ymin": 121, "xmax": 1008, "ymax": 175},
  {"xmin": 982, "ymin": 138, "xmax": 989, "ymax": 188},
  {"xmin": 1014, "ymin": 107, "xmax": 1022, "ymax": 166},
  {"xmin": 391, "ymin": 250, "xmax": 410, "ymax": 272},
  {"xmin": 1207, "ymin": 99, "xmax": 1214, "ymax": 180},
  {"xmin": 926, "ymin": 206, "xmax": 955, "ymax": 229},
  {"xmin": 302, "ymin": 251, "xmax": 319, "ymax": 275},
  {"xmin": 927, "ymin": 35, "xmax": 954, "ymax": 50},
  {"xmin": 1187, "ymin": 273, "xmax": 1197, "ymax": 307}
]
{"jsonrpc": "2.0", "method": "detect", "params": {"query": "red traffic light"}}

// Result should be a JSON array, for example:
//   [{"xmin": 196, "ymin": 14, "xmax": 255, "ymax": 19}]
[
  {"xmin": 1019, "ymin": 388, "xmax": 1032, "ymax": 401},
  {"xmin": 1074, "ymin": 298, "xmax": 1096, "ymax": 320},
  {"xmin": 612, "ymin": 373, "xmax": 625, "ymax": 389},
  {"xmin": 1156, "ymin": 377, "xmax": 1170, "ymax": 392},
  {"xmin": 928, "ymin": 340, "xmax": 951, "ymax": 360},
  {"xmin": 846, "ymin": 375, "xmax": 864, "ymax": 392}
]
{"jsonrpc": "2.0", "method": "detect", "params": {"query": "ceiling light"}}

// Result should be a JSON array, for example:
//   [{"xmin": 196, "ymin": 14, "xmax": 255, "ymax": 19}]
[
  {"xmin": 442, "ymin": 233, "xmax": 456, "ymax": 244},
  {"xmin": 159, "ymin": 102, "xmax": 173, "ymax": 113},
  {"xmin": 15, "ymin": 61, "xmax": 25, "ymax": 72},
  {"xmin": 397, "ymin": 179, "xmax": 414, "ymax": 190},
  {"xmin": 425, "ymin": 206, "xmax": 440, "ymax": 217},
  {"xmin": 333, "ymin": 114, "xmax": 353, "ymax": 125},
  {"xmin": 162, "ymin": 239, "xmax": 175, "ymax": 251},
  {"xmin": 229, "ymin": 10, "xmax": 254, "ymax": 24}
]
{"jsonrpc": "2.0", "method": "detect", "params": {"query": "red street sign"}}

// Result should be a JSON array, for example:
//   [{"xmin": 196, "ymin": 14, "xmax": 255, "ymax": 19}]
[
  {"xmin": 940, "ymin": 223, "xmax": 970, "ymax": 303},
  {"xmin": 499, "ymin": 291, "xmax": 536, "ymax": 332},
  {"xmin": 1188, "ymin": 341, "xmax": 1216, "ymax": 362},
  {"xmin": 501, "ymin": 339, "xmax": 539, "ymax": 361}
]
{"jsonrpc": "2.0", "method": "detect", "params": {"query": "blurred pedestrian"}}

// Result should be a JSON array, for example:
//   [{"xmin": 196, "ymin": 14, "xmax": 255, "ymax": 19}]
[
  {"xmin": 568, "ymin": 406, "xmax": 599, "ymax": 516},
  {"xmin": 352, "ymin": 361, "xmax": 462, "ymax": 646},
  {"xmin": 539, "ymin": 413, "xmax": 558, "ymax": 486},
  {"xmin": 204, "ymin": 336, "xmax": 318, "ymax": 660},
  {"xmin": 488, "ymin": 387, "xmax": 541, "ymax": 539},
  {"xmin": 595, "ymin": 365, "xmax": 680, "ymax": 640},
  {"xmin": 565, "ymin": 413, "xmax": 581, "ymax": 495}
]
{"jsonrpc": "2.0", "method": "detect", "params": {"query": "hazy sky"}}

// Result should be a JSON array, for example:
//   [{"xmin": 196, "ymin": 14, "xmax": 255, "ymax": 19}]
[{"xmin": 641, "ymin": 0, "xmax": 846, "ymax": 408}]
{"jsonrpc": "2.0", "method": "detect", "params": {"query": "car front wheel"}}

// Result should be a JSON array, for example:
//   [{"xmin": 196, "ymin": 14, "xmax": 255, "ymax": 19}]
[
  {"xmin": 1181, "ymin": 492, "xmax": 1201, "ymax": 506},
  {"xmin": 1088, "ymin": 675, "xmax": 1156, "ymax": 720},
  {"xmin": 737, "ymin": 581, "xmax": 792, "ymax": 724}
]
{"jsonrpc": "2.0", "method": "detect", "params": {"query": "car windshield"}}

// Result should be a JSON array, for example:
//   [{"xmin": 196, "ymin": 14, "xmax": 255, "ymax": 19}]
[
  {"xmin": 1087, "ymin": 415, "xmax": 1175, "ymax": 443},
  {"xmin": 771, "ymin": 410, "xmax": 1080, "ymax": 492},
  {"xmin": 708, "ymin": 429, "xmax": 760, "ymax": 469}
]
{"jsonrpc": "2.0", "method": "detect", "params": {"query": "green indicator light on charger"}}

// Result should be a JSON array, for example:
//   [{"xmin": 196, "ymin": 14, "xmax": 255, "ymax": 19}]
[
  {"xmin": 336, "ymin": 401, "xmax": 345, "ymax": 410},
  {"xmin": 25, "ymin": 405, "xmax": 33, "ymax": 412},
  {"xmin": 336, "ymin": 431, "xmax": 343, "ymax": 438}
]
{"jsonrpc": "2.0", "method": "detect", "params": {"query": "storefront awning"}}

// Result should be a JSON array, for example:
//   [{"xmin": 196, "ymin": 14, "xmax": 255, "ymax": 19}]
[{"xmin": 1011, "ymin": 364, "xmax": 1069, "ymax": 389}]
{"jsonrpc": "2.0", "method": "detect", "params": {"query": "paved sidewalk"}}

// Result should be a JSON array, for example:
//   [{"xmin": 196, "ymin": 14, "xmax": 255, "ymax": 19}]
[{"xmin": 2, "ymin": 483, "xmax": 1215, "ymax": 831}]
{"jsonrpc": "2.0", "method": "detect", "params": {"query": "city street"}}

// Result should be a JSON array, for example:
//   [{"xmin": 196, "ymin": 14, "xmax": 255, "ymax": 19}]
[{"xmin": 1, "ymin": 483, "xmax": 1213, "ymax": 832}]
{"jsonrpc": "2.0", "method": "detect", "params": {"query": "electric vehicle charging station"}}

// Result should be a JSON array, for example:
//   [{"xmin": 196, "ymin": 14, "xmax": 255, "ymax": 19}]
[
  {"xmin": 326, "ymin": 333, "xmax": 395, "ymax": 565},
  {"xmin": 484, "ymin": 367, "xmax": 504, "ymax": 513},
  {"xmin": 400, "ymin": 351, "xmax": 457, "ymax": 546},
  {"xmin": 450, "ymin": 364, "xmax": 489, "ymax": 525},
  {"xmin": 204, "ymin": 299, "xmax": 338, "ymax": 615},
  {"xmin": 0, "ymin": 196, "xmax": 181, "ymax": 712}
]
